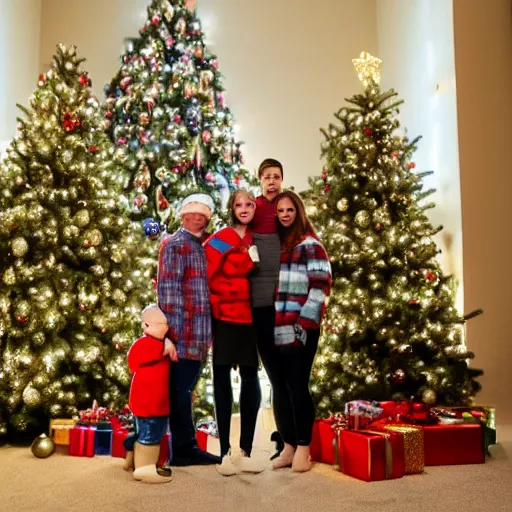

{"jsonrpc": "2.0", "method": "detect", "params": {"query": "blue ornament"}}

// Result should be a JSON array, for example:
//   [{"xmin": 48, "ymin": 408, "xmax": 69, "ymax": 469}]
[{"xmin": 142, "ymin": 218, "xmax": 161, "ymax": 239}]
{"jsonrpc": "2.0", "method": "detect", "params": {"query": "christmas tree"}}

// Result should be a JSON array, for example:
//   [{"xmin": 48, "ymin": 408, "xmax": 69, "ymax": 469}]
[
  {"xmin": 104, "ymin": 0, "xmax": 254, "ymax": 229},
  {"xmin": 303, "ymin": 52, "xmax": 483, "ymax": 416},
  {"xmin": 0, "ymin": 44, "xmax": 155, "ymax": 440}
]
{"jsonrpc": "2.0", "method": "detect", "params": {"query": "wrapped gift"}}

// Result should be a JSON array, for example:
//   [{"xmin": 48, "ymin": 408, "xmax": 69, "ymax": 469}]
[
  {"xmin": 345, "ymin": 401, "xmax": 383, "ymax": 430},
  {"xmin": 430, "ymin": 405, "xmax": 496, "ymax": 453},
  {"xmin": 423, "ymin": 423, "xmax": 485, "ymax": 466},
  {"xmin": 377, "ymin": 401, "xmax": 433, "ymax": 424},
  {"xmin": 112, "ymin": 427, "xmax": 131, "ymax": 458},
  {"xmin": 337, "ymin": 429, "xmax": 405, "ymax": 482},
  {"xmin": 49, "ymin": 419, "xmax": 76, "ymax": 446},
  {"xmin": 310, "ymin": 420, "xmax": 322, "ymax": 463},
  {"xmin": 95, "ymin": 421, "xmax": 113, "ymax": 455},
  {"xmin": 383, "ymin": 424, "xmax": 424, "ymax": 474},
  {"xmin": 196, "ymin": 429, "xmax": 208, "ymax": 451},
  {"xmin": 69, "ymin": 425, "xmax": 96, "ymax": 457},
  {"xmin": 310, "ymin": 416, "xmax": 345, "ymax": 464}
]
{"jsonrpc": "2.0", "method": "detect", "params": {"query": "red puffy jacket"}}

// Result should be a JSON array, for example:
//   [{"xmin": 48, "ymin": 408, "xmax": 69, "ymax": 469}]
[
  {"xmin": 127, "ymin": 334, "xmax": 170, "ymax": 417},
  {"xmin": 204, "ymin": 227, "xmax": 254, "ymax": 324}
]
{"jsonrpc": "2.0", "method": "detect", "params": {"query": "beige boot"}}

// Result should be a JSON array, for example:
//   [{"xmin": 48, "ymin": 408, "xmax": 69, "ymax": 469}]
[
  {"xmin": 123, "ymin": 450, "xmax": 134, "ymax": 471},
  {"xmin": 133, "ymin": 442, "xmax": 172, "ymax": 484}
]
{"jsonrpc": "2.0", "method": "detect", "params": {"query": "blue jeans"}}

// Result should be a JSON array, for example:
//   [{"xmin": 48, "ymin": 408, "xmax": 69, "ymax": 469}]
[
  {"xmin": 123, "ymin": 416, "xmax": 168, "ymax": 450},
  {"xmin": 169, "ymin": 358, "xmax": 203, "ymax": 455}
]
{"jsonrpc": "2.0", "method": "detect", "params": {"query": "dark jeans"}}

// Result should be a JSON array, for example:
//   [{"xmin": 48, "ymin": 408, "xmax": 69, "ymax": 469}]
[
  {"xmin": 213, "ymin": 365, "xmax": 261, "ymax": 457},
  {"xmin": 169, "ymin": 358, "xmax": 202, "ymax": 455},
  {"xmin": 278, "ymin": 330, "xmax": 319, "ymax": 446}
]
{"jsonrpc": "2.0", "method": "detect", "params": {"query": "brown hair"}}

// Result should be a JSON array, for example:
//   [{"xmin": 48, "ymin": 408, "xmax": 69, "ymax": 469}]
[
  {"xmin": 275, "ymin": 190, "xmax": 318, "ymax": 250},
  {"xmin": 228, "ymin": 189, "xmax": 256, "ymax": 225},
  {"xmin": 258, "ymin": 158, "xmax": 284, "ymax": 179}
]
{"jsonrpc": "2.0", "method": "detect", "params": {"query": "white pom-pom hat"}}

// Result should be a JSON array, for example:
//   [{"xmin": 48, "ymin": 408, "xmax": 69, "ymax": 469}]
[{"xmin": 177, "ymin": 193, "xmax": 214, "ymax": 220}]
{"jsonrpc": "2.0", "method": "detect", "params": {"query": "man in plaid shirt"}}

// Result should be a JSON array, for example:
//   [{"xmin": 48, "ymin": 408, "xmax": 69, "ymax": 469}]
[{"xmin": 157, "ymin": 192, "xmax": 221, "ymax": 466}]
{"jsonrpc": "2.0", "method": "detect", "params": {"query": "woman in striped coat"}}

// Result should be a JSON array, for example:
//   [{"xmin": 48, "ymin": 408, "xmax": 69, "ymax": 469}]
[{"xmin": 272, "ymin": 190, "xmax": 332, "ymax": 473}]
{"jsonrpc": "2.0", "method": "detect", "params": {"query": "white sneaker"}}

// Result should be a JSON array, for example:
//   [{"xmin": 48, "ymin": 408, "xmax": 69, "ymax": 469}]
[
  {"xmin": 239, "ymin": 456, "xmax": 265, "ymax": 474},
  {"xmin": 216, "ymin": 454, "xmax": 238, "ymax": 476}
]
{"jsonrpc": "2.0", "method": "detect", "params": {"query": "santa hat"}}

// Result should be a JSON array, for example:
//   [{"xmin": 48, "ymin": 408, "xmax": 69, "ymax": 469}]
[{"xmin": 177, "ymin": 193, "xmax": 214, "ymax": 220}]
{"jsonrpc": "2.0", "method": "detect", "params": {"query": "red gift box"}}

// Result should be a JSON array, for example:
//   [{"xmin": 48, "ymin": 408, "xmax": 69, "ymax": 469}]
[
  {"xmin": 69, "ymin": 425, "xmax": 96, "ymax": 457},
  {"xmin": 310, "ymin": 418, "xmax": 337, "ymax": 464},
  {"xmin": 337, "ymin": 429, "xmax": 405, "ymax": 482},
  {"xmin": 196, "ymin": 429, "xmax": 208, "ymax": 451},
  {"xmin": 423, "ymin": 423, "xmax": 485, "ymax": 466},
  {"xmin": 112, "ymin": 428, "xmax": 131, "ymax": 458}
]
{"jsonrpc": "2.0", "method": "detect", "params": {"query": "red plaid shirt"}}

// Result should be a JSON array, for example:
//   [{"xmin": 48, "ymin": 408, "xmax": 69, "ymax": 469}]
[{"xmin": 157, "ymin": 229, "xmax": 212, "ymax": 361}]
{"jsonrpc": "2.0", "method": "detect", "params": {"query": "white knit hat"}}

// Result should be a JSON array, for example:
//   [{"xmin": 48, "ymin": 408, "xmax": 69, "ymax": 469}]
[{"xmin": 177, "ymin": 193, "xmax": 214, "ymax": 220}]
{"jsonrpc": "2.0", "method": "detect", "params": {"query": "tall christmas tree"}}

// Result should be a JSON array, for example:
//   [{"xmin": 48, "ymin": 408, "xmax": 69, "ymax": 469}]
[
  {"xmin": 104, "ymin": 0, "xmax": 255, "ymax": 229},
  {"xmin": 303, "ymin": 52, "xmax": 483, "ymax": 416},
  {"xmin": 0, "ymin": 44, "xmax": 155, "ymax": 440}
]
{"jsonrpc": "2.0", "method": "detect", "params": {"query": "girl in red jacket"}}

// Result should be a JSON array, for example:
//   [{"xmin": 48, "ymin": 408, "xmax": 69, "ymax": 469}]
[{"xmin": 204, "ymin": 189, "xmax": 263, "ymax": 476}]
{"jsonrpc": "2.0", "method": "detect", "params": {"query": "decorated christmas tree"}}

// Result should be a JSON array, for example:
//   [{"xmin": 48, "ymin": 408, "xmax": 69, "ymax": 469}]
[
  {"xmin": 0, "ymin": 44, "xmax": 155, "ymax": 440},
  {"xmin": 303, "ymin": 52, "xmax": 483, "ymax": 416},
  {"xmin": 104, "ymin": 0, "xmax": 255, "ymax": 229}
]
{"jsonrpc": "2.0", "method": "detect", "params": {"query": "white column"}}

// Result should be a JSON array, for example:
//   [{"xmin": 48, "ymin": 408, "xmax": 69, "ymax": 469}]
[
  {"xmin": 0, "ymin": 0, "xmax": 42, "ymax": 156},
  {"xmin": 376, "ymin": 0, "xmax": 464, "ymax": 312}
]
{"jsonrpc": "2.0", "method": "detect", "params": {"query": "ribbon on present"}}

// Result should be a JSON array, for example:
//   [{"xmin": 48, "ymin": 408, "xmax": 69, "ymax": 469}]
[
  {"xmin": 358, "ymin": 430, "xmax": 394, "ymax": 479},
  {"xmin": 330, "ymin": 413, "xmax": 346, "ymax": 471}
]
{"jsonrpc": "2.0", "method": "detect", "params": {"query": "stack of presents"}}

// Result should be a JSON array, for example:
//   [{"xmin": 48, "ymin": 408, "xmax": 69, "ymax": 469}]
[
  {"xmin": 49, "ymin": 400, "xmax": 215, "ymax": 464},
  {"xmin": 310, "ymin": 400, "xmax": 496, "ymax": 482}
]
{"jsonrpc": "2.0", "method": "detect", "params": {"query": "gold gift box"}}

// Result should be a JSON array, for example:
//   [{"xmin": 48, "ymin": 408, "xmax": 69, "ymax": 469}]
[
  {"xmin": 384, "ymin": 424, "xmax": 424, "ymax": 474},
  {"xmin": 49, "ymin": 419, "xmax": 76, "ymax": 445}
]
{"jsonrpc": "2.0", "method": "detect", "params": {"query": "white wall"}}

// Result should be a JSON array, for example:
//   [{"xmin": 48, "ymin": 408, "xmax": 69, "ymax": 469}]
[
  {"xmin": 377, "ymin": 0, "xmax": 464, "ymax": 311},
  {"xmin": 39, "ymin": 0, "xmax": 378, "ymax": 191},
  {"xmin": 0, "ymin": 0, "xmax": 42, "ymax": 152}
]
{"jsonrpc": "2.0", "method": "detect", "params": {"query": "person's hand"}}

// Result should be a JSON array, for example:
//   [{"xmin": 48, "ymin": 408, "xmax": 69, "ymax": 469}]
[
  {"xmin": 294, "ymin": 324, "xmax": 307, "ymax": 344},
  {"xmin": 164, "ymin": 339, "xmax": 178, "ymax": 362}
]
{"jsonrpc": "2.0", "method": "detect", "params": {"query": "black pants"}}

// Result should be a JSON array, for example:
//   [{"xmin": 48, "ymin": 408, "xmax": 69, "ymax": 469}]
[
  {"xmin": 213, "ymin": 364, "xmax": 261, "ymax": 457},
  {"xmin": 169, "ymin": 358, "xmax": 202, "ymax": 455},
  {"xmin": 253, "ymin": 305, "xmax": 319, "ymax": 446},
  {"xmin": 277, "ymin": 330, "xmax": 319, "ymax": 446}
]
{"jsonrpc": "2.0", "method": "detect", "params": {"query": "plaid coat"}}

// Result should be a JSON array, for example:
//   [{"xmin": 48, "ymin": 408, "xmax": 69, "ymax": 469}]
[
  {"xmin": 275, "ymin": 235, "xmax": 332, "ymax": 347},
  {"xmin": 157, "ymin": 229, "xmax": 212, "ymax": 361}
]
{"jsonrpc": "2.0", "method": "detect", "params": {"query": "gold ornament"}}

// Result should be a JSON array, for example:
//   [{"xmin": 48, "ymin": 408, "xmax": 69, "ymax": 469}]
[
  {"xmin": 23, "ymin": 385, "xmax": 41, "ymax": 407},
  {"xmin": 355, "ymin": 210, "xmax": 370, "ymax": 228},
  {"xmin": 11, "ymin": 237, "xmax": 29, "ymax": 257},
  {"xmin": 84, "ymin": 229, "xmax": 103, "ymax": 247},
  {"xmin": 352, "ymin": 51, "xmax": 382, "ymax": 88},
  {"xmin": 337, "ymin": 198, "xmax": 349, "ymax": 212},
  {"xmin": 31, "ymin": 434, "xmax": 55, "ymax": 458},
  {"xmin": 3, "ymin": 267, "xmax": 17, "ymax": 285},
  {"xmin": 422, "ymin": 388, "xmax": 437, "ymax": 405},
  {"xmin": 75, "ymin": 210, "xmax": 90, "ymax": 227}
]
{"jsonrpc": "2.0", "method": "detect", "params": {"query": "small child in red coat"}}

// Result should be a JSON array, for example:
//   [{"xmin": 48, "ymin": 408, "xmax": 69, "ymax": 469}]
[{"xmin": 124, "ymin": 304, "xmax": 177, "ymax": 484}]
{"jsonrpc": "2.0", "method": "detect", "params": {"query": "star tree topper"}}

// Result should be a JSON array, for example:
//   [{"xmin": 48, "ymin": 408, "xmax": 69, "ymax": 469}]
[{"xmin": 352, "ymin": 51, "xmax": 382, "ymax": 88}]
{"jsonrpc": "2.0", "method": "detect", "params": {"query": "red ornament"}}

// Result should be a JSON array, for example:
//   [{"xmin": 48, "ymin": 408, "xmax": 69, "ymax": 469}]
[
  {"xmin": 79, "ymin": 74, "xmax": 88, "ymax": 86},
  {"xmin": 165, "ymin": 36, "xmax": 174, "ymax": 48},
  {"xmin": 84, "ymin": 240, "xmax": 91, "ymax": 247},
  {"xmin": 391, "ymin": 369, "xmax": 406, "ymax": 385},
  {"xmin": 89, "ymin": 145, "xmax": 98, "ymax": 153},
  {"xmin": 117, "ymin": 138, "xmax": 127, "ymax": 146},
  {"xmin": 425, "ymin": 271, "xmax": 437, "ymax": 282},
  {"xmin": 105, "ymin": 111, "xmax": 113, "ymax": 119},
  {"xmin": 408, "ymin": 299, "xmax": 421, "ymax": 309},
  {"xmin": 151, "ymin": 14, "xmax": 161, "ymax": 26},
  {"xmin": 364, "ymin": 129, "xmax": 372, "ymax": 135},
  {"xmin": 323, "ymin": 185, "xmax": 330, "ymax": 193},
  {"xmin": 63, "ymin": 113, "xmax": 74, "ymax": 132},
  {"xmin": 375, "ymin": 223, "xmax": 382, "ymax": 231},
  {"xmin": 147, "ymin": 101, "xmax": 155, "ymax": 112},
  {"xmin": 202, "ymin": 130, "xmax": 211, "ymax": 143},
  {"xmin": 38, "ymin": 74, "xmax": 46, "ymax": 85},
  {"xmin": 234, "ymin": 175, "xmax": 241, "ymax": 186},
  {"xmin": 392, "ymin": 152, "xmax": 399, "ymax": 159},
  {"xmin": 406, "ymin": 162, "xmax": 416, "ymax": 169},
  {"xmin": 174, "ymin": 114, "xmax": 182, "ymax": 124},
  {"xmin": 16, "ymin": 315, "xmax": 28, "ymax": 325},
  {"xmin": 321, "ymin": 168, "xmax": 328, "ymax": 180},
  {"xmin": 79, "ymin": 304, "xmax": 87, "ymax": 312}
]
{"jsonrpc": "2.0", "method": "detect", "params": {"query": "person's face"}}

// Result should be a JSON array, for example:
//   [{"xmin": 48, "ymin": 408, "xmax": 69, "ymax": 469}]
[
  {"xmin": 181, "ymin": 212, "xmax": 208, "ymax": 234},
  {"xmin": 276, "ymin": 197, "xmax": 297, "ymax": 228},
  {"xmin": 233, "ymin": 194, "xmax": 256, "ymax": 225},
  {"xmin": 260, "ymin": 166, "xmax": 283, "ymax": 198}
]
